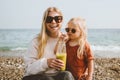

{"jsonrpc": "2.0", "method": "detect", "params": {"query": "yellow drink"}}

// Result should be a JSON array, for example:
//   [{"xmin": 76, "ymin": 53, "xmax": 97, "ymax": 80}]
[{"xmin": 56, "ymin": 53, "xmax": 67, "ymax": 71}]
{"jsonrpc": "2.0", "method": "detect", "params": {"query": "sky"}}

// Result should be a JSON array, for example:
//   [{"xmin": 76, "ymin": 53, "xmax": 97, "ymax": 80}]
[{"xmin": 0, "ymin": 0, "xmax": 120, "ymax": 29}]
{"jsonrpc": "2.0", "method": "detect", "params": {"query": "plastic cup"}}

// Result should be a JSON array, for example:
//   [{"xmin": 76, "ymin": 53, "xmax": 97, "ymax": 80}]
[{"xmin": 56, "ymin": 53, "xmax": 66, "ymax": 71}]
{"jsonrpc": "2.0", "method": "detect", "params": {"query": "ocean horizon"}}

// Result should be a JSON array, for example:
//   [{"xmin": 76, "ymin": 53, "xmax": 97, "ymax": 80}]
[{"xmin": 0, "ymin": 28, "xmax": 120, "ymax": 57}]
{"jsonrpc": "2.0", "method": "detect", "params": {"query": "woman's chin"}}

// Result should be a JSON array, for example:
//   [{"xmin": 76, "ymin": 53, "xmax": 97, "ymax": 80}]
[{"xmin": 51, "ymin": 28, "xmax": 59, "ymax": 33}]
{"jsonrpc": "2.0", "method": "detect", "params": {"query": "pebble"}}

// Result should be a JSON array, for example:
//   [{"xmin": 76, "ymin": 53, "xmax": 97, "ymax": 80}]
[{"xmin": 0, "ymin": 57, "xmax": 120, "ymax": 80}]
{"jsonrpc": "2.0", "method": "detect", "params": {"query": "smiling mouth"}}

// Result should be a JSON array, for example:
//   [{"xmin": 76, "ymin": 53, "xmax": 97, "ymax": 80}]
[
  {"xmin": 50, "ymin": 26, "xmax": 58, "ymax": 29},
  {"xmin": 50, "ymin": 26, "xmax": 57, "ymax": 28}
]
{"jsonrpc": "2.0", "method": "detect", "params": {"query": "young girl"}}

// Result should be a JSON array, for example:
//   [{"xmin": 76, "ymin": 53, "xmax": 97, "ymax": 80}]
[{"xmin": 65, "ymin": 17, "xmax": 94, "ymax": 80}]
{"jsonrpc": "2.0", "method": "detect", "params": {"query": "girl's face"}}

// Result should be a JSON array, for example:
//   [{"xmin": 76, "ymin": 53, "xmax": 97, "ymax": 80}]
[
  {"xmin": 66, "ymin": 22, "xmax": 81, "ymax": 41},
  {"xmin": 45, "ymin": 11, "xmax": 62, "ymax": 34}
]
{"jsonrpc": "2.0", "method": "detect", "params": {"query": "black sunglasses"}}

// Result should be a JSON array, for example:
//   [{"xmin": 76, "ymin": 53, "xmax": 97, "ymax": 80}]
[
  {"xmin": 65, "ymin": 28, "xmax": 76, "ymax": 33},
  {"xmin": 46, "ymin": 16, "xmax": 63, "ymax": 23}
]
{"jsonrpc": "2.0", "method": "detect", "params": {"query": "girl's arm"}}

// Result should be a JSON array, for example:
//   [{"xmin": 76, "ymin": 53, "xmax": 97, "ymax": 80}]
[
  {"xmin": 85, "ymin": 41, "xmax": 94, "ymax": 80},
  {"xmin": 87, "ymin": 60, "xmax": 94, "ymax": 80}
]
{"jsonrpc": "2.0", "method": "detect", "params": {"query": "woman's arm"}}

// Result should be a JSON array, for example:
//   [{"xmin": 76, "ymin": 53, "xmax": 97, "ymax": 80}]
[{"xmin": 24, "ymin": 39, "xmax": 48, "ymax": 76}]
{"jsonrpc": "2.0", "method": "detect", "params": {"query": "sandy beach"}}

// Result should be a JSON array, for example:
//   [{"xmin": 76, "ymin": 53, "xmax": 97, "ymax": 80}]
[{"xmin": 0, "ymin": 51, "xmax": 120, "ymax": 80}]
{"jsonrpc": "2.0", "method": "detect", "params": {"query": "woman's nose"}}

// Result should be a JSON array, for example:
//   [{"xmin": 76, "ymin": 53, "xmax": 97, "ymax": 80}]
[{"xmin": 51, "ymin": 19, "xmax": 56, "ymax": 23}]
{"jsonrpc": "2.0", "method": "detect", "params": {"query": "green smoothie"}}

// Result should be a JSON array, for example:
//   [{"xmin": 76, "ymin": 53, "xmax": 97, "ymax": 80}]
[{"xmin": 56, "ymin": 53, "xmax": 67, "ymax": 71}]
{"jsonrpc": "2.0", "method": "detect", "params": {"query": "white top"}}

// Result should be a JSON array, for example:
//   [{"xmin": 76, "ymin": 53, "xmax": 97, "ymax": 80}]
[{"xmin": 24, "ymin": 37, "xmax": 59, "ymax": 76}]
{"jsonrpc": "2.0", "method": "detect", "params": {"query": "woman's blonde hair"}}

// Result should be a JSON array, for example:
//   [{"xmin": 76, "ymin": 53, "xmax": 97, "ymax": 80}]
[
  {"xmin": 68, "ymin": 17, "xmax": 87, "ymax": 58},
  {"xmin": 37, "ymin": 7, "xmax": 63, "ymax": 59}
]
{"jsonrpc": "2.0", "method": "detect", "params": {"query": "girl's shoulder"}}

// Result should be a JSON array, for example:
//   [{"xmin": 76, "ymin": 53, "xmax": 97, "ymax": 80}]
[
  {"xmin": 84, "ymin": 41, "xmax": 92, "ymax": 53},
  {"xmin": 85, "ymin": 41, "xmax": 91, "ymax": 48},
  {"xmin": 84, "ymin": 41, "xmax": 94, "ymax": 58}
]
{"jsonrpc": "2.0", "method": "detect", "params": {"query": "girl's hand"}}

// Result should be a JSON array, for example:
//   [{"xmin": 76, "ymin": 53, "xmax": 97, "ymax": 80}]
[
  {"xmin": 59, "ymin": 34, "xmax": 69, "ymax": 42},
  {"xmin": 47, "ymin": 58, "xmax": 64, "ymax": 70},
  {"xmin": 86, "ymin": 75, "xmax": 92, "ymax": 80}
]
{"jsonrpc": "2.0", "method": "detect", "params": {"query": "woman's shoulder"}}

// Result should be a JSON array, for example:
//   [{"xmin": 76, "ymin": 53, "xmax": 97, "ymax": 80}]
[
  {"xmin": 30, "ymin": 37, "xmax": 39, "ymax": 46},
  {"xmin": 31, "ymin": 37, "xmax": 37, "ymax": 42}
]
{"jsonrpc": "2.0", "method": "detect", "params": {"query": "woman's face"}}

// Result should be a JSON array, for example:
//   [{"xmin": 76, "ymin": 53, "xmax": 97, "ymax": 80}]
[
  {"xmin": 45, "ymin": 11, "xmax": 62, "ymax": 34},
  {"xmin": 66, "ymin": 22, "xmax": 81, "ymax": 41}
]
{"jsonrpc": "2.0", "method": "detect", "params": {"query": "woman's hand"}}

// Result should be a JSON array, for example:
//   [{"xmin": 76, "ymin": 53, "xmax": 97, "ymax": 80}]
[{"xmin": 47, "ymin": 58, "xmax": 64, "ymax": 70}]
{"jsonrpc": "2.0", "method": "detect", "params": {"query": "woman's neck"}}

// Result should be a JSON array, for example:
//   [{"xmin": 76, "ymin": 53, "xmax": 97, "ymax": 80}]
[{"xmin": 48, "ymin": 31, "xmax": 61, "ymax": 38}]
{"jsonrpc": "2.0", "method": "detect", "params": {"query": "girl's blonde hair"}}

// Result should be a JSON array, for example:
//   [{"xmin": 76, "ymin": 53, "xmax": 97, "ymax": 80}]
[
  {"xmin": 68, "ymin": 17, "xmax": 87, "ymax": 58},
  {"xmin": 36, "ymin": 7, "xmax": 63, "ymax": 59}
]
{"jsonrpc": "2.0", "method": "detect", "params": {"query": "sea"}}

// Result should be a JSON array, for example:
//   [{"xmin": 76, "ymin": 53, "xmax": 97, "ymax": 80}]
[{"xmin": 0, "ymin": 29, "xmax": 120, "ymax": 57}]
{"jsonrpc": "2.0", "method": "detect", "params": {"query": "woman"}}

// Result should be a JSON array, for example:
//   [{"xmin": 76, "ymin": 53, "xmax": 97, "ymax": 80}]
[{"xmin": 22, "ymin": 7, "xmax": 74, "ymax": 80}]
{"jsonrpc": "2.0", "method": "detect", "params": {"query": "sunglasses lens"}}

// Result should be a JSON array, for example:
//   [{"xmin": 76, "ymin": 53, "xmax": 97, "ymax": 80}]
[
  {"xmin": 46, "ymin": 16, "xmax": 62, "ymax": 23},
  {"xmin": 54, "ymin": 16, "xmax": 62, "ymax": 23},
  {"xmin": 46, "ymin": 16, "xmax": 53, "ymax": 23},
  {"xmin": 71, "ymin": 29, "xmax": 76, "ymax": 33},
  {"xmin": 65, "ymin": 28, "xmax": 69, "ymax": 32},
  {"xmin": 65, "ymin": 28, "xmax": 76, "ymax": 33}
]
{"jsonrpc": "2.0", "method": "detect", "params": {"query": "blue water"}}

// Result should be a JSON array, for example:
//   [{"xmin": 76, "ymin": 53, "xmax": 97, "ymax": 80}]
[
  {"xmin": 0, "ymin": 29, "xmax": 39, "ymax": 51},
  {"xmin": 0, "ymin": 29, "xmax": 120, "ymax": 52}
]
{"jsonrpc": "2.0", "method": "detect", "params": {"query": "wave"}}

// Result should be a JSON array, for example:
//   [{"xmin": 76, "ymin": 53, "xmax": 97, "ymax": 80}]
[
  {"xmin": 11, "ymin": 47, "xmax": 27, "ymax": 51},
  {"xmin": 0, "ymin": 45, "xmax": 120, "ymax": 52},
  {"xmin": 0, "ymin": 47, "xmax": 27, "ymax": 51},
  {"xmin": 91, "ymin": 45, "xmax": 120, "ymax": 52}
]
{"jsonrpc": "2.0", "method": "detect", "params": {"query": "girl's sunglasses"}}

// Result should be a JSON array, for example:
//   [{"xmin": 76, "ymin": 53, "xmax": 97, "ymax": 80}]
[
  {"xmin": 46, "ymin": 16, "xmax": 63, "ymax": 23},
  {"xmin": 65, "ymin": 28, "xmax": 76, "ymax": 33}
]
